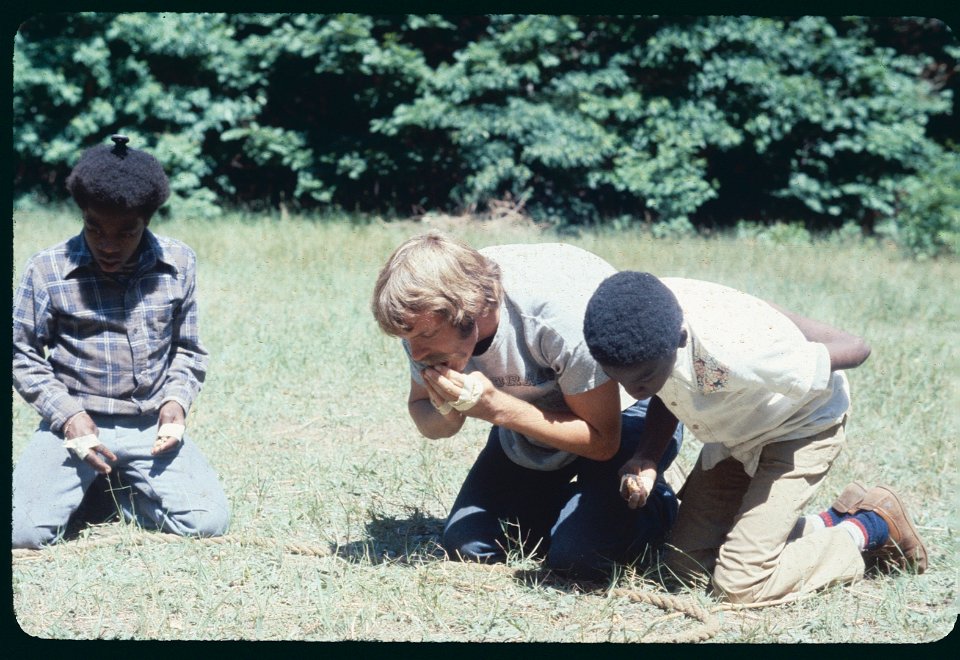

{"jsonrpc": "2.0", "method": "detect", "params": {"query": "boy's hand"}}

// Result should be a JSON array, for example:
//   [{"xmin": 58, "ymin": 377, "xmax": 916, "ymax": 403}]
[
  {"xmin": 153, "ymin": 401, "xmax": 186, "ymax": 455},
  {"xmin": 64, "ymin": 410, "xmax": 98, "ymax": 439},
  {"xmin": 84, "ymin": 446, "xmax": 118, "ymax": 475},
  {"xmin": 63, "ymin": 411, "xmax": 116, "ymax": 474},
  {"xmin": 618, "ymin": 458, "xmax": 659, "ymax": 509}
]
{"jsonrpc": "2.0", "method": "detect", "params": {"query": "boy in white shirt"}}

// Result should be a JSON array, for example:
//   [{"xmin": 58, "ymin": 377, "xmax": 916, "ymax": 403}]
[{"xmin": 582, "ymin": 271, "xmax": 927, "ymax": 604}]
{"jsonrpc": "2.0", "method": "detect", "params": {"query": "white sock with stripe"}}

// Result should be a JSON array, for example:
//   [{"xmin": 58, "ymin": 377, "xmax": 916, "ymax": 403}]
[{"xmin": 838, "ymin": 519, "xmax": 868, "ymax": 551}]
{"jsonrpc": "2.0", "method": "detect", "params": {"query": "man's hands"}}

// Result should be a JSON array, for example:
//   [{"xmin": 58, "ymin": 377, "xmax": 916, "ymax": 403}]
[
  {"xmin": 421, "ymin": 366, "xmax": 493, "ymax": 419},
  {"xmin": 618, "ymin": 457, "xmax": 659, "ymax": 509},
  {"xmin": 63, "ymin": 411, "xmax": 116, "ymax": 474},
  {"xmin": 414, "ymin": 365, "xmax": 623, "ymax": 460},
  {"xmin": 154, "ymin": 401, "xmax": 186, "ymax": 455}
]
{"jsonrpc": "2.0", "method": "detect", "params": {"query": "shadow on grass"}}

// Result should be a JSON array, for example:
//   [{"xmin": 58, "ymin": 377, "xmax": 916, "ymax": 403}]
[
  {"xmin": 332, "ymin": 507, "xmax": 448, "ymax": 564},
  {"xmin": 510, "ymin": 544, "xmax": 704, "ymax": 597},
  {"xmin": 329, "ymin": 507, "xmax": 724, "ymax": 603},
  {"xmin": 510, "ymin": 567, "xmax": 612, "ymax": 595}
]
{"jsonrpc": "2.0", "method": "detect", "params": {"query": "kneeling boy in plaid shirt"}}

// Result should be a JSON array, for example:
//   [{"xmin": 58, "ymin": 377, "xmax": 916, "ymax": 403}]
[{"xmin": 12, "ymin": 135, "xmax": 230, "ymax": 548}]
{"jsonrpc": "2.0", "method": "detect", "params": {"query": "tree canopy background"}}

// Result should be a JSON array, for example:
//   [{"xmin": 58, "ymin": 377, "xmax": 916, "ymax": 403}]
[{"xmin": 13, "ymin": 13, "xmax": 960, "ymax": 255}]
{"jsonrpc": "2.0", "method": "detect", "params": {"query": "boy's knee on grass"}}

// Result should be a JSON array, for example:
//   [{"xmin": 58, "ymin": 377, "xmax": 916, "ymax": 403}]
[
  {"xmin": 664, "ymin": 544, "xmax": 716, "ymax": 576},
  {"xmin": 711, "ymin": 563, "xmax": 768, "ymax": 604},
  {"xmin": 11, "ymin": 524, "xmax": 60, "ymax": 550},
  {"xmin": 172, "ymin": 507, "xmax": 231, "ymax": 538}
]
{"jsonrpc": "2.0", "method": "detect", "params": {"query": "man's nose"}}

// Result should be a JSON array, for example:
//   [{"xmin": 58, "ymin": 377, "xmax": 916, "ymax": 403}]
[{"xmin": 410, "ymin": 340, "xmax": 429, "ymax": 362}]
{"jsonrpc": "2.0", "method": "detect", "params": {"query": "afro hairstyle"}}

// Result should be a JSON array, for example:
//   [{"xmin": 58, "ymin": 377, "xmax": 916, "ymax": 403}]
[
  {"xmin": 66, "ymin": 138, "xmax": 170, "ymax": 218},
  {"xmin": 583, "ymin": 271, "xmax": 683, "ymax": 367}
]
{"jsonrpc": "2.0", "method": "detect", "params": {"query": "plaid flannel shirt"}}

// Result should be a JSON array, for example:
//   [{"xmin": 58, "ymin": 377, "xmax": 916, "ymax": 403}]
[{"xmin": 12, "ymin": 230, "xmax": 208, "ymax": 433}]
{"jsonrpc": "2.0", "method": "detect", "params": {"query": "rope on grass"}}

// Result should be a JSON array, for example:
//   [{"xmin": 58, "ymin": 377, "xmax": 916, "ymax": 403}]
[
  {"xmin": 611, "ymin": 587, "xmax": 720, "ymax": 643},
  {"xmin": 11, "ymin": 529, "xmax": 335, "ymax": 561},
  {"xmin": 608, "ymin": 584, "xmax": 821, "ymax": 643},
  {"xmin": 14, "ymin": 530, "xmax": 812, "ymax": 644}
]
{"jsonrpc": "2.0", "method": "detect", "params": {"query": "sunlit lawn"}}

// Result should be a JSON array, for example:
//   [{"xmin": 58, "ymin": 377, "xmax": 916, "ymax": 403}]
[{"xmin": 11, "ymin": 208, "xmax": 959, "ymax": 642}]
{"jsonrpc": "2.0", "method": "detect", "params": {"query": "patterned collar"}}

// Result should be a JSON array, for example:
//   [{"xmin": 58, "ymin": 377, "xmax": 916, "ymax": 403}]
[
  {"xmin": 63, "ymin": 229, "xmax": 178, "ymax": 279},
  {"xmin": 670, "ymin": 320, "xmax": 731, "ymax": 395}
]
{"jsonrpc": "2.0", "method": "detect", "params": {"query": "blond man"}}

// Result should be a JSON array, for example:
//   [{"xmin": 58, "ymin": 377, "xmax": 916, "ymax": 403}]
[{"xmin": 372, "ymin": 232, "xmax": 682, "ymax": 577}]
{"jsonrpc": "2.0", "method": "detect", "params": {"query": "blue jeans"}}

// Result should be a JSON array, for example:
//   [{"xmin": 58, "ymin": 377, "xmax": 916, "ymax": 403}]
[
  {"xmin": 12, "ymin": 413, "xmax": 230, "ymax": 549},
  {"xmin": 442, "ymin": 399, "xmax": 681, "ymax": 578}
]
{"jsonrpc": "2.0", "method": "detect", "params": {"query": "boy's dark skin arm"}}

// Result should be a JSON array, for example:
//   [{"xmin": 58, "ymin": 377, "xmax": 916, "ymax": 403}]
[
  {"xmin": 617, "ymin": 396, "xmax": 679, "ymax": 508},
  {"xmin": 766, "ymin": 302, "xmax": 872, "ymax": 370}
]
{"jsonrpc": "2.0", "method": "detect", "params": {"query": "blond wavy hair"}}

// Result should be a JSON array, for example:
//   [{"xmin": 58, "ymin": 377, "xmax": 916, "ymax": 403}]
[{"xmin": 371, "ymin": 232, "xmax": 503, "ymax": 337}]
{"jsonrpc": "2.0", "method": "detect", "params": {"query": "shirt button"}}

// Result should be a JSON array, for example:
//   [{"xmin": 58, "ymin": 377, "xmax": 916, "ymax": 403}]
[
  {"xmin": 670, "ymin": 401, "xmax": 677, "ymax": 406},
  {"xmin": 692, "ymin": 424, "xmax": 700, "ymax": 430}
]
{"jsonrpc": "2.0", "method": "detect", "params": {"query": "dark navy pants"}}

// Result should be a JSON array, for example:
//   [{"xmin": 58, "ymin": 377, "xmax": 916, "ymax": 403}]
[{"xmin": 442, "ymin": 399, "xmax": 681, "ymax": 578}]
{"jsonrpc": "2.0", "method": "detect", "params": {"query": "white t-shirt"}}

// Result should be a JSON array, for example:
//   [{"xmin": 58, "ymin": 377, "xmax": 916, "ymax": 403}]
[
  {"xmin": 406, "ymin": 243, "xmax": 632, "ymax": 471},
  {"xmin": 657, "ymin": 277, "xmax": 850, "ymax": 476}
]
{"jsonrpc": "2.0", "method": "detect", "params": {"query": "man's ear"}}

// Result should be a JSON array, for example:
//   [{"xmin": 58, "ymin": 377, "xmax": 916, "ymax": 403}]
[{"xmin": 678, "ymin": 327, "xmax": 688, "ymax": 349}]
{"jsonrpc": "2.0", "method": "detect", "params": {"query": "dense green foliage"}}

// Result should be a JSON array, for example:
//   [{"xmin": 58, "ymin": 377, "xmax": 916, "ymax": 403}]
[{"xmin": 13, "ymin": 14, "xmax": 959, "ymax": 255}]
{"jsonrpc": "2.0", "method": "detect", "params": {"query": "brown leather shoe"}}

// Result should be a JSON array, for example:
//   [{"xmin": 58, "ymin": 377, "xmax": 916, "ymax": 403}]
[
  {"xmin": 831, "ymin": 481, "xmax": 868, "ymax": 514},
  {"xmin": 854, "ymin": 485, "xmax": 929, "ymax": 574}
]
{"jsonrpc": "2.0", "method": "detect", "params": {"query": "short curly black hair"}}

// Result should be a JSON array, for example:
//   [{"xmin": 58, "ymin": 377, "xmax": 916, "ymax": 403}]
[
  {"xmin": 583, "ymin": 271, "xmax": 683, "ymax": 367},
  {"xmin": 65, "ymin": 137, "xmax": 170, "ymax": 218}
]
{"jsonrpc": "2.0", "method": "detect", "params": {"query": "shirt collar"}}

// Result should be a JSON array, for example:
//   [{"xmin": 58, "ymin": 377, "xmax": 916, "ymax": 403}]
[
  {"xmin": 63, "ymin": 229, "xmax": 178, "ymax": 278},
  {"xmin": 63, "ymin": 233, "xmax": 94, "ymax": 276}
]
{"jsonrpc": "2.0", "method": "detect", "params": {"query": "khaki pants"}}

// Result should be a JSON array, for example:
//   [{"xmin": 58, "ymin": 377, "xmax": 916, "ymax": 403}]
[{"xmin": 665, "ymin": 422, "xmax": 865, "ymax": 604}]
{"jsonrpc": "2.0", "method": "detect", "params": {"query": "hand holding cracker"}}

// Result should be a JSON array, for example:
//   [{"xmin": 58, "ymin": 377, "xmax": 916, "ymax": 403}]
[
  {"xmin": 154, "ymin": 400, "xmax": 186, "ymax": 455},
  {"xmin": 422, "ymin": 366, "xmax": 486, "ymax": 415},
  {"xmin": 618, "ymin": 458, "xmax": 658, "ymax": 509}
]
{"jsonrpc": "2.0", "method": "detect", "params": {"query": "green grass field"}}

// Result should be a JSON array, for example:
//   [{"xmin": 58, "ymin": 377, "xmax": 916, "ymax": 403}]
[{"xmin": 11, "ymin": 209, "xmax": 959, "ymax": 642}]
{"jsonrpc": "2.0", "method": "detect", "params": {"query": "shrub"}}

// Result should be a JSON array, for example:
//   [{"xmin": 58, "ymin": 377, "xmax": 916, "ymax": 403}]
[
  {"xmin": 13, "ymin": 14, "xmax": 958, "ymax": 255},
  {"xmin": 878, "ymin": 146, "xmax": 960, "ymax": 257}
]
